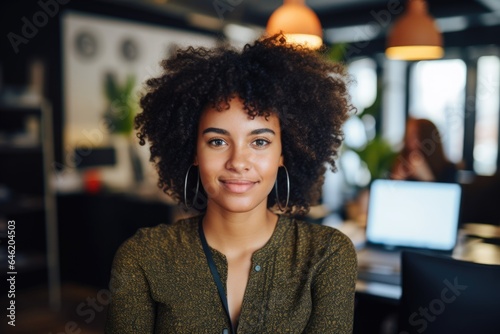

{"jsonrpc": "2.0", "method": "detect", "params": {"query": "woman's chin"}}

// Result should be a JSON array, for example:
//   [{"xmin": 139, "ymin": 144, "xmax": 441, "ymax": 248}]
[{"xmin": 208, "ymin": 198, "xmax": 267, "ymax": 214}]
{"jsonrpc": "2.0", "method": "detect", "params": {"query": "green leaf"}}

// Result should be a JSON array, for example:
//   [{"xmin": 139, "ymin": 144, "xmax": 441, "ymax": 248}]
[
  {"xmin": 102, "ymin": 73, "xmax": 137, "ymax": 135},
  {"xmin": 326, "ymin": 43, "xmax": 349, "ymax": 63},
  {"xmin": 353, "ymin": 136, "xmax": 397, "ymax": 180}
]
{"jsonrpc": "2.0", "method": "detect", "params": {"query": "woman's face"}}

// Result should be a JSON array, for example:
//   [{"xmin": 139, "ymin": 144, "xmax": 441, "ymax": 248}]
[
  {"xmin": 405, "ymin": 120, "xmax": 420, "ymax": 151},
  {"xmin": 195, "ymin": 97, "xmax": 283, "ymax": 214}
]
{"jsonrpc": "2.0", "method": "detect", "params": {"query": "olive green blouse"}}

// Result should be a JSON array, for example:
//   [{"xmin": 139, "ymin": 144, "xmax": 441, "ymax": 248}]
[{"xmin": 105, "ymin": 215, "xmax": 357, "ymax": 333}]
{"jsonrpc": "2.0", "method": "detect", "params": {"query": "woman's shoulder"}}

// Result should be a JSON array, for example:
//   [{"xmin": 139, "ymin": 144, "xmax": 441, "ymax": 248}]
[
  {"xmin": 116, "ymin": 215, "xmax": 202, "ymax": 255},
  {"xmin": 277, "ymin": 217, "xmax": 357, "ymax": 275},
  {"xmin": 284, "ymin": 216, "xmax": 356, "ymax": 254}
]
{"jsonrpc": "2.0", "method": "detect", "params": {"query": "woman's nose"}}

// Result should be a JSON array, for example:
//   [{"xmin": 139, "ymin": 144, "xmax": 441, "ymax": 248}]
[{"xmin": 225, "ymin": 146, "xmax": 251, "ymax": 172}]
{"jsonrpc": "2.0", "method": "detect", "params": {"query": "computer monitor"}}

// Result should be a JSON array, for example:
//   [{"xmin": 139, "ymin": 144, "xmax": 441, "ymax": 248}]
[{"xmin": 366, "ymin": 179, "xmax": 462, "ymax": 252}]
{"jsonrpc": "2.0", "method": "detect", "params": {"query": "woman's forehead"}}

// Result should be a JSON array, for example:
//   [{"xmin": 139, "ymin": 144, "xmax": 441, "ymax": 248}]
[
  {"xmin": 201, "ymin": 97, "xmax": 279, "ymax": 121},
  {"xmin": 199, "ymin": 98, "xmax": 280, "ymax": 131}
]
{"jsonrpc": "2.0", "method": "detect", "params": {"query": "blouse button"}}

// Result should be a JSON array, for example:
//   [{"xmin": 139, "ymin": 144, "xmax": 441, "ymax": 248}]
[{"xmin": 254, "ymin": 265, "xmax": 261, "ymax": 272}]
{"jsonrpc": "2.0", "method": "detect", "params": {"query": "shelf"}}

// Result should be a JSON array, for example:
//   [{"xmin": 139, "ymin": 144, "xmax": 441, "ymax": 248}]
[
  {"xmin": 0, "ymin": 102, "xmax": 43, "ymax": 115},
  {"xmin": 0, "ymin": 144, "xmax": 42, "ymax": 153},
  {"xmin": 0, "ymin": 196, "xmax": 45, "ymax": 215},
  {"xmin": 0, "ymin": 98, "xmax": 60, "ymax": 310}
]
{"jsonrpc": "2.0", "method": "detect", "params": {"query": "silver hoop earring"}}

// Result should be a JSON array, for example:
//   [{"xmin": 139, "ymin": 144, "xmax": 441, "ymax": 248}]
[
  {"xmin": 184, "ymin": 165, "xmax": 199, "ymax": 209},
  {"xmin": 275, "ymin": 165, "xmax": 290, "ymax": 212}
]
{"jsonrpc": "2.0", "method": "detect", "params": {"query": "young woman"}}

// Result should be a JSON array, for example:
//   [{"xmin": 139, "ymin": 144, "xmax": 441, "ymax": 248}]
[
  {"xmin": 105, "ymin": 35, "xmax": 357, "ymax": 333},
  {"xmin": 391, "ymin": 118, "xmax": 457, "ymax": 183}
]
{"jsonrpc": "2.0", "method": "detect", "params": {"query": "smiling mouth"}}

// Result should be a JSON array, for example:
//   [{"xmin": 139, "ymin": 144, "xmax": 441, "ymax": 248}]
[{"xmin": 220, "ymin": 180, "xmax": 257, "ymax": 194}]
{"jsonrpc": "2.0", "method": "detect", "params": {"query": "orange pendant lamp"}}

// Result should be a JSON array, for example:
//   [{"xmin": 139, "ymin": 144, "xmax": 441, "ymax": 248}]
[
  {"xmin": 386, "ymin": 0, "xmax": 443, "ymax": 60},
  {"xmin": 266, "ymin": 0, "xmax": 323, "ymax": 50}
]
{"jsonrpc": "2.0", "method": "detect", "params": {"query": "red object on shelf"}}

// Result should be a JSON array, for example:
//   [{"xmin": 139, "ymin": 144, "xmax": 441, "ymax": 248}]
[{"xmin": 83, "ymin": 169, "xmax": 102, "ymax": 194}]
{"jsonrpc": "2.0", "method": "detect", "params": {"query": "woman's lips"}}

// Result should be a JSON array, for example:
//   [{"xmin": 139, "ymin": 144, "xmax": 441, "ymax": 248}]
[{"xmin": 220, "ymin": 180, "xmax": 257, "ymax": 193}]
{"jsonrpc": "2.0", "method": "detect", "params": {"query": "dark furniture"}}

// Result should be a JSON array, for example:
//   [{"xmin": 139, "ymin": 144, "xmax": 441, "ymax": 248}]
[
  {"xmin": 0, "ymin": 100, "xmax": 59, "ymax": 308},
  {"xmin": 57, "ymin": 192, "xmax": 175, "ymax": 289},
  {"xmin": 352, "ymin": 221, "xmax": 500, "ymax": 333},
  {"xmin": 460, "ymin": 173, "xmax": 500, "ymax": 225},
  {"xmin": 399, "ymin": 251, "xmax": 500, "ymax": 334}
]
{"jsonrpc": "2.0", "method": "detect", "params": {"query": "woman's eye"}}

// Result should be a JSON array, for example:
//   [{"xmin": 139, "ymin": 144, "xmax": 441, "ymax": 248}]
[
  {"xmin": 208, "ymin": 138, "xmax": 226, "ymax": 147},
  {"xmin": 253, "ymin": 139, "xmax": 270, "ymax": 147}
]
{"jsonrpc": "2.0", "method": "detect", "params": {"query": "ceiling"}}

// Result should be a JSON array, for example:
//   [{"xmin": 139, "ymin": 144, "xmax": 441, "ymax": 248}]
[{"xmin": 102, "ymin": 0, "xmax": 500, "ymax": 54}]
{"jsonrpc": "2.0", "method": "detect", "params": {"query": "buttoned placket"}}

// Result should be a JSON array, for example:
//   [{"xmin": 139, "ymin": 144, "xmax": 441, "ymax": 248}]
[
  {"xmin": 210, "ymin": 248, "xmax": 270, "ymax": 334},
  {"xmin": 207, "ymin": 216, "xmax": 286, "ymax": 334}
]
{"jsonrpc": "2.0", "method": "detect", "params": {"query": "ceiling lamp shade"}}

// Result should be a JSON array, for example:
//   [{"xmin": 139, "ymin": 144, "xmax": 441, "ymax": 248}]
[
  {"xmin": 386, "ymin": 0, "xmax": 443, "ymax": 61},
  {"xmin": 266, "ymin": 0, "xmax": 323, "ymax": 50}
]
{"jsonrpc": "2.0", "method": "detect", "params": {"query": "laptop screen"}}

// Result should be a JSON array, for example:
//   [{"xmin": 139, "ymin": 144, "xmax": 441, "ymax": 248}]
[{"xmin": 366, "ymin": 179, "xmax": 462, "ymax": 251}]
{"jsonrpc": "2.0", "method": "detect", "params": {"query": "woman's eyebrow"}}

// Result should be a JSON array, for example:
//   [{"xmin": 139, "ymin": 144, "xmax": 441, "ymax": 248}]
[
  {"xmin": 202, "ymin": 128, "xmax": 275, "ymax": 136},
  {"xmin": 202, "ymin": 127, "xmax": 229, "ymax": 135},
  {"xmin": 249, "ymin": 128, "xmax": 275, "ymax": 136}
]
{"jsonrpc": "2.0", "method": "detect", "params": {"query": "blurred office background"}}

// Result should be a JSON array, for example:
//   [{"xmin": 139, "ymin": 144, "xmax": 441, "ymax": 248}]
[{"xmin": 0, "ymin": 0, "xmax": 499, "ymax": 333}]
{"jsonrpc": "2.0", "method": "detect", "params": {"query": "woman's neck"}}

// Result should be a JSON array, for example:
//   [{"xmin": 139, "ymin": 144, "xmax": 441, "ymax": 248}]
[{"xmin": 202, "ymin": 206, "xmax": 278, "ymax": 257}]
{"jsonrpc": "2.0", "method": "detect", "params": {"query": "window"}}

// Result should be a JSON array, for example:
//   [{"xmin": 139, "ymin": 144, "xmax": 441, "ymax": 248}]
[
  {"xmin": 342, "ymin": 58, "xmax": 378, "ymax": 187},
  {"xmin": 344, "ymin": 58, "xmax": 378, "ymax": 150},
  {"xmin": 349, "ymin": 58, "xmax": 378, "ymax": 113},
  {"xmin": 382, "ymin": 59, "xmax": 407, "ymax": 148},
  {"xmin": 322, "ymin": 57, "xmax": 378, "ymax": 211},
  {"xmin": 474, "ymin": 55, "xmax": 499, "ymax": 175},
  {"xmin": 409, "ymin": 59, "xmax": 467, "ymax": 164}
]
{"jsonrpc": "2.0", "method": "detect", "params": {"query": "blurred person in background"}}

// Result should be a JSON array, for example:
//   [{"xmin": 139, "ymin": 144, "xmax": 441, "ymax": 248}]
[{"xmin": 391, "ymin": 118, "xmax": 457, "ymax": 183}]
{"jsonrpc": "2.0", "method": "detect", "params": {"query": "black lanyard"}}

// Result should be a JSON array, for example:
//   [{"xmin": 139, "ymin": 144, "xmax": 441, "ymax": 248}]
[{"xmin": 198, "ymin": 221, "xmax": 236, "ymax": 334}]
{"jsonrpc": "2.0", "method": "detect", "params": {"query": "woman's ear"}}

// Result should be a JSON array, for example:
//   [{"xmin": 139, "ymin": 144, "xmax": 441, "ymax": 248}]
[
  {"xmin": 193, "ymin": 156, "xmax": 198, "ymax": 166},
  {"xmin": 279, "ymin": 154, "xmax": 284, "ymax": 166}
]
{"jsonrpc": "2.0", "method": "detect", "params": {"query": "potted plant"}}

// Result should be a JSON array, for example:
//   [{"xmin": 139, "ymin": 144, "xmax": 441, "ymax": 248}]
[{"xmin": 100, "ymin": 73, "xmax": 142, "ymax": 189}]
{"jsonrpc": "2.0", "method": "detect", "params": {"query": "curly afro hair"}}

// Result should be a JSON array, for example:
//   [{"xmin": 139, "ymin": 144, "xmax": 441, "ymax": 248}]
[{"xmin": 136, "ymin": 34, "xmax": 354, "ymax": 215}]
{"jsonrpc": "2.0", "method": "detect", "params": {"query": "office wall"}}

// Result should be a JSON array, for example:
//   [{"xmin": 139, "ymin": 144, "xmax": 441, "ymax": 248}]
[{"xmin": 62, "ymin": 10, "xmax": 215, "ymax": 148}]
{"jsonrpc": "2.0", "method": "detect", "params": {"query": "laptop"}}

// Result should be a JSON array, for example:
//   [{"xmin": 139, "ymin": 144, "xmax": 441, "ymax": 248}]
[{"xmin": 357, "ymin": 179, "xmax": 462, "ymax": 285}]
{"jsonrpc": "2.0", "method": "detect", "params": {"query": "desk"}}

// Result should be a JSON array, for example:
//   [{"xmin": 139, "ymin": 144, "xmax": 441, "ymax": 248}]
[
  {"xmin": 329, "ymin": 220, "xmax": 500, "ymax": 334},
  {"xmin": 328, "ymin": 219, "xmax": 500, "ymax": 301}
]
